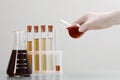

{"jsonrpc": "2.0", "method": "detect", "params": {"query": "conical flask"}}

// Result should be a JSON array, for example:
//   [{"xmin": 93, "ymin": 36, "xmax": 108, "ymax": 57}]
[{"xmin": 7, "ymin": 31, "xmax": 32, "ymax": 77}]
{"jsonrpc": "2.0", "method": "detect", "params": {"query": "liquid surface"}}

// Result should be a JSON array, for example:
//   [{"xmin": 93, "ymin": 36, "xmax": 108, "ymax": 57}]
[
  {"xmin": 7, "ymin": 50, "xmax": 32, "ymax": 77},
  {"xmin": 34, "ymin": 39, "xmax": 39, "ymax": 51},
  {"xmin": 66, "ymin": 26, "xmax": 84, "ymax": 39},
  {"xmin": 27, "ymin": 41, "xmax": 32, "ymax": 51}
]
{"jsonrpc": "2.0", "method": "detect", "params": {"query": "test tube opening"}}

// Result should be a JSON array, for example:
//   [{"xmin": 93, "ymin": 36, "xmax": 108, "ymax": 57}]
[{"xmin": 59, "ymin": 19, "xmax": 72, "ymax": 29}]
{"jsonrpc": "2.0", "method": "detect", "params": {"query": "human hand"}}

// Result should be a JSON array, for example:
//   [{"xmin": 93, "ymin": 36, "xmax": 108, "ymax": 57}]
[{"xmin": 73, "ymin": 12, "xmax": 114, "ymax": 32}]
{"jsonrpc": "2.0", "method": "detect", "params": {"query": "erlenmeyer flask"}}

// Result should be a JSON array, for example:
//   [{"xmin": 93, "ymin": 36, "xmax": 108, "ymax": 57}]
[{"xmin": 7, "ymin": 31, "xmax": 32, "ymax": 77}]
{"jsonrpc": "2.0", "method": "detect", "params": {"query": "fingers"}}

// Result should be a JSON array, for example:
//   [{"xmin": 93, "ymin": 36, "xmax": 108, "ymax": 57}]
[
  {"xmin": 73, "ymin": 14, "xmax": 88, "ymax": 25},
  {"xmin": 73, "ymin": 14, "xmax": 89, "ymax": 32},
  {"xmin": 79, "ymin": 23, "xmax": 89, "ymax": 32}
]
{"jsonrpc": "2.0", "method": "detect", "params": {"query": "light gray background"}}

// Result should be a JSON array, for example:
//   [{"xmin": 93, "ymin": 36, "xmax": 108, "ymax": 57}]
[{"xmin": 0, "ymin": 0, "xmax": 120, "ymax": 74}]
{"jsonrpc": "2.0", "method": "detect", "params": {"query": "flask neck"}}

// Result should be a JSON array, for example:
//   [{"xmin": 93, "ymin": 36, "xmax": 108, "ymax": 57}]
[{"xmin": 13, "ymin": 31, "xmax": 26, "ymax": 50}]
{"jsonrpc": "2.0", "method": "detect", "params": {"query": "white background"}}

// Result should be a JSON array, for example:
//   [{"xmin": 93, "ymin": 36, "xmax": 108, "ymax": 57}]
[{"xmin": 0, "ymin": 0, "xmax": 120, "ymax": 74}]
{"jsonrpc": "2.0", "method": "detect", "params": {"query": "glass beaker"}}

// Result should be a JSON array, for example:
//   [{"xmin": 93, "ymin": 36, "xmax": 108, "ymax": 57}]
[{"xmin": 6, "ymin": 31, "xmax": 32, "ymax": 77}]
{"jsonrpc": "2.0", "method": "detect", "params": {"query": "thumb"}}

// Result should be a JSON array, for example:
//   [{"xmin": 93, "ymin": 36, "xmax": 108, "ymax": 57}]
[{"xmin": 79, "ymin": 23, "xmax": 88, "ymax": 32}]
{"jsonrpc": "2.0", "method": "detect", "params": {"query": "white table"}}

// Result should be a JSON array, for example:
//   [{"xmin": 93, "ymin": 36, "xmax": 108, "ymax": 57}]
[{"xmin": 1, "ymin": 70, "xmax": 120, "ymax": 80}]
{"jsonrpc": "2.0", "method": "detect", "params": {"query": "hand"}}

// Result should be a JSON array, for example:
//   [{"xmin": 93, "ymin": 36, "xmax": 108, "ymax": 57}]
[{"xmin": 73, "ymin": 12, "xmax": 113, "ymax": 32}]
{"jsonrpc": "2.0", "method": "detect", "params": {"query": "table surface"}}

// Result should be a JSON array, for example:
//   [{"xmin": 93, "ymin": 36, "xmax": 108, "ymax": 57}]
[{"xmin": 1, "ymin": 70, "xmax": 120, "ymax": 80}]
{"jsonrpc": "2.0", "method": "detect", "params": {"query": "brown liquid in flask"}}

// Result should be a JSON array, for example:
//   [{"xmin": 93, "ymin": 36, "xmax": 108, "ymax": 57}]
[
  {"xmin": 66, "ymin": 26, "xmax": 84, "ymax": 39},
  {"xmin": 6, "ymin": 31, "xmax": 32, "ymax": 77}
]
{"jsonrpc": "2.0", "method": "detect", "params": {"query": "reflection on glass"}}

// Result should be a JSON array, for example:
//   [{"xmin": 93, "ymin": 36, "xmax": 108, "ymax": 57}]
[
  {"xmin": 6, "ymin": 74, "xmax": 62, "ymax": 80},
  {"xmin": 33, "ymin": 74, "xmax": 62, "ymax": 80},
  {"xmin": 55, "ymin": 74, "xmax": 62, "ymax": 80},
  {"xmin": 6, "ymin": 76, "xmax": 32, "ymax": 80},
  {"xmin": 34, "ymin": 75, "xmax": 40, "ymax": 80}
]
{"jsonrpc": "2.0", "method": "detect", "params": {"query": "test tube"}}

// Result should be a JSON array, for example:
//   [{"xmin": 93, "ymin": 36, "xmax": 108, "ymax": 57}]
[
  {"xmin": 47, "ymin": 25, "xmax": 54, "ymax": 71},
  {"xmin": 59, "ymin": 19, "xmax": 72, "ymax": 28},
  {"xmin": 59, "ymin": 19, "xmax": 80, "ymax": 29},
  {"xmin": 55, "ymin": 30, "xmax": 62, "ymax": 72},
  {"xmin": 55, "ymin": 53, "xmax": 62, "ymax": 72},
  {"xmin": 41, "ymin": 25, "xmax": 47, "ymax": 71},
  {"xmin": 34, "ymin": 26, "xmax": 39, "ymax": 72},
  {"xmin": 27, "ymin": 25, "xmax": 33, "ymax": 69}
]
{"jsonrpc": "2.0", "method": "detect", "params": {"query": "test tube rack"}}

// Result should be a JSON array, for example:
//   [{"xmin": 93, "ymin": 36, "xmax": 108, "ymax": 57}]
[
  {"xmin": 26, "ymin": 25, "xmax": 62, "ymax": 74},
  {"xmin": 28, "ymin": 51, "xmax": 62, "ymax": 74}
]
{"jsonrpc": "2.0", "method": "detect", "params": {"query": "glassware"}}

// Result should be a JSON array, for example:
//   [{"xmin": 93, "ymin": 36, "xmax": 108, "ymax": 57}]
[
  {"xmin": 41, "ymin": 25, "xmax": 47, "ymax": 71},
  {"xmin": 59, "ymin": 19, "xmax": 84, "ymax": 39},
  {"xmin": 34, "ymin": 26, "xmax": 40, "ymax": 72},
  {"xmin": 47, "ymin": 25, "xmax": 54, "ymax": 71},
  {"xmin": 6, "ymin": 31, "xmax": 32, "ymax": 77},
  {"xmin": 27, "ymin": 25, "xmax": 33, "ymax": 70}
]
